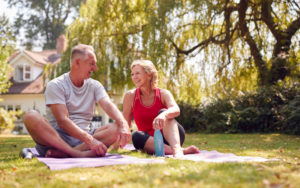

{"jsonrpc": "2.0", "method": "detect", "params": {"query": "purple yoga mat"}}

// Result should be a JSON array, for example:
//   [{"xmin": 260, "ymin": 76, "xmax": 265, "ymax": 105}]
[
  {"xmin": 37, "ymin": 153, "xmax": 165, "ymax": 171},
  {"xmin": 29, "ymin": 148, "xmax": 164, "ymax": 171},
  {"xmin": 28, "ymin": 144, "xmax": 277, "ymax": 170},
  {"xmin": 167, "ymin": 150, "xmax": 278, "ymax": 163}
]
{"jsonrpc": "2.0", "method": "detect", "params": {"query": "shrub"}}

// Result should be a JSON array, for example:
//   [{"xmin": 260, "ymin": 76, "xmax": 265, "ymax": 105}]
[
  {"xmin": 177, "ymin": 84, "xmax": 300, "ymax": 135},
  {"xmin": 281, "ymin": 96, "xmax": 300, "ymax": 135},
  {"xmin": 0, "ymin": 109, "xmax": 23, "ymax": 133},
  {"xmin": 177, "ymin": 102, "xmax": 204, "ymax": 132}
]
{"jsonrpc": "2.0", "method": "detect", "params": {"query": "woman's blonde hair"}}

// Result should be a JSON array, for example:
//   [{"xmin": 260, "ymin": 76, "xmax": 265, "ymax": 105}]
[{"xmin": 131, "ymin": 60, "xmax": 158, "ymax": 89}]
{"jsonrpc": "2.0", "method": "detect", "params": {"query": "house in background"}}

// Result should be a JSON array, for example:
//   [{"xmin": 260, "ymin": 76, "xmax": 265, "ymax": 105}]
[{"xmin": 0, "ymin": 36, "xmax": 123, "ymax": 133}]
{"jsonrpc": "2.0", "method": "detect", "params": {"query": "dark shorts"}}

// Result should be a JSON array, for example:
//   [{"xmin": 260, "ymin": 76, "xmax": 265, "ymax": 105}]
[
  {"xmin": 35, "ymin": 126, "xmax": 94, "ymax": 157},
  {"xmin": 131, "ymin": 123, "xmax": 186, "ymax": 150},
  {"xmin": 132, "ymin": 108, "xmax": 186, "ymax": 150}
]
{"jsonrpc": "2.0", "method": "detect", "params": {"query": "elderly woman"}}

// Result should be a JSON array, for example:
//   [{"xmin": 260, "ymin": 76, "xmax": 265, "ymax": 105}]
[{"xmin": 123, "ymin": 60, "xmax": 200, "ymax": 157}]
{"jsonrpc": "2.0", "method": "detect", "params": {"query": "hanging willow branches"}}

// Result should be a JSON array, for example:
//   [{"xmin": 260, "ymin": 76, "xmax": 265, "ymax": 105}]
[{"xmin": 51, "ymin": 0, "xmax": 299, "ymax": 100}]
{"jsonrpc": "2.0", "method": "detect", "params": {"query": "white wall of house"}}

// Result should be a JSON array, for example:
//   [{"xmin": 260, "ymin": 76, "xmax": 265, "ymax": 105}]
[
  {"xmin": 0, "ymin": 94, "xmax": 122, "ymax": 118},
  {"xmin": 0, "ymin": 93, "xmax": 124, "ymax": 133},
  {"xmin": 0, "ymin": 94, "xmax": 46, "ymax": 115}
]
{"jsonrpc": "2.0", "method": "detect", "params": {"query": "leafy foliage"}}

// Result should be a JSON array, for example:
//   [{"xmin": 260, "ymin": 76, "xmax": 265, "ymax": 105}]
[
  {"xmin": 178, "ymin": 84, "xmax": 300, "ymax": 135},
  {"xmin": 0, "ymin": 15, "xmax": 14, "ymax": 94},
  {"xmin": 158, "ymin": 64, "xmax": 204, "ymax": 105},
  {"xmin": 52, "ymin": 0, "xmax": 299, "ymax": 100},
  {"xmin": 0, "ymin": 15, "xmax": 22, "ymax": 132},
  {"xmin": 5, "ymin": 0, "xmax": 83, "ymax": 49},
  {"xmin": 281, "ymin": 95, "xmax": 300, "ymax": 135},
  {"xmin": 0, "ymin": 109, "xmax": 23, "ymax": 132}
]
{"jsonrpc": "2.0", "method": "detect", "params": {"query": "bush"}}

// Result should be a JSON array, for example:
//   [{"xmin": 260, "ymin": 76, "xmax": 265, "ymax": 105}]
[
  {"xmin": 0, "ymin": 109, "xmax": 23, "ymax": 133},
  {"xmin": 177, "ymin": 102, "xmax": 204, "ymax": 132},
  {"xmin": 281, "ymin": 96, "xmax": 300, "ymax": 135},
  {"xmin": 177, "ymin": 84, "xmax": 300, "ymax": 135}
]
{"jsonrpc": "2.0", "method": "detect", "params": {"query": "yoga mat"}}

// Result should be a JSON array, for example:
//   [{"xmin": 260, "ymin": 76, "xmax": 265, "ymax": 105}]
[
  {"xmin": 28, "ymin": 148, "xmax": 164, "ymax": 171},
  {"xmin": 28, "ymin": 144, "xmax": 277, "ymax": 170},
  {"xmin": 122, "ymin": 144, "xmax": 277, "ymax": 163},
  {"xmin": 166, "ymin": 150, "xmax": 278, "ymax": 163}
]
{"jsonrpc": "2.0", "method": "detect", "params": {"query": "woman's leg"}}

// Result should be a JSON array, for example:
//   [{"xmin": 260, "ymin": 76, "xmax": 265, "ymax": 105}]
[
  {"xmin": 132, "ymin": 131, "xmax": 175, "ymax": 155},
  {"xmin": 162, "ymin": 119, "xmax": 184, "ymax": 157}
]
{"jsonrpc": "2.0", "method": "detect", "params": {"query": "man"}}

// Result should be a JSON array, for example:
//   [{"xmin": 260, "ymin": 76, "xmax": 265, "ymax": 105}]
[{"xmin": 24, "ymin": 44, "xmax": 131, "ymax": 158}]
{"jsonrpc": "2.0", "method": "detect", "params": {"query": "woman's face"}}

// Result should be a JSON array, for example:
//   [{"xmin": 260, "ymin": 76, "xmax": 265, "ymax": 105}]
[{"xmin": 131, "ymin": 65, "xmax": 151, "ymax": 88}]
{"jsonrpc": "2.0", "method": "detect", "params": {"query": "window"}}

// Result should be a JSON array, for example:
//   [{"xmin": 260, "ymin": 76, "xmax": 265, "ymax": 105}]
[
  {"xmin": 15, "ymin": 105, "xmax": 21, "ymax": 111},
  {"xmin": 7, "ymin": 105, "xmax": 13, "ymax": 111},
  {"xmin": 0, "ymin": 104, "xmax": 22, "ymax": 111},
  {"xmin": 15, "ymin": 64, "xmax": 31, "ymax": 81}
]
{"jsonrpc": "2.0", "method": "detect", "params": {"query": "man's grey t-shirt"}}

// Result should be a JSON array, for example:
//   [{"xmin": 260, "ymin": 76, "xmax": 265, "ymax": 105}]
[{"xmin": 45, "ymin": 72, "xmax": 108, "ymax": 132}]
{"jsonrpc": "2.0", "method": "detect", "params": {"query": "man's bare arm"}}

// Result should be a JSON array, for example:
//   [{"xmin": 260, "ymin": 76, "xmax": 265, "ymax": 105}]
[
  {"xmin": 98, "ymin": 96, "xmax": 131, "ymax": 147},
  {"xmin": 49, "ymin": 104, "xmax": 107, "ymax": 156}
]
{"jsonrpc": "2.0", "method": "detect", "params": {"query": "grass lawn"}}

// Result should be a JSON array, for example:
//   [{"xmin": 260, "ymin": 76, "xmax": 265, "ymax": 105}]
[{"xmin": 0, "ymin": 133, "xmax": 300, "ymax": 188}]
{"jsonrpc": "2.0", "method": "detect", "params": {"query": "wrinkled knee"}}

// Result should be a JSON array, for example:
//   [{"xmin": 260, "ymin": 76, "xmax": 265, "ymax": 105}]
[
  {"xmin": 23, "ymin": 110, "xmax": 40, "ymax": 125},
  {"xmin": 107, "ymin": 123, "xmax": 119, "ymax": 140}
]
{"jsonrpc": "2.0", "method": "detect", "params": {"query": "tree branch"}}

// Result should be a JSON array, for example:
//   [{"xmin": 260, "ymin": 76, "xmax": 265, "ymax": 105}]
[
  {"xmin": 239, "ymin": 0, "xmax": 268, "ymax": 85},
  {"xmin": 168, "ymin": 33, "xmax": 225, "ymax": 55},
  {"xmin": 273, "ymin": 11, "xmax": 300, "ymax": 56},
  {"xmin": 261, "ymin": 0, "xmax": 281, "ymax": 41}
]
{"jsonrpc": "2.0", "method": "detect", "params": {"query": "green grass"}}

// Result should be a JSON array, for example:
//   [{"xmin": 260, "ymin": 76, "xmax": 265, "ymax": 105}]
[{"xmin": 0, "ymin": 133, "xmax": 300, "ymax": 188}]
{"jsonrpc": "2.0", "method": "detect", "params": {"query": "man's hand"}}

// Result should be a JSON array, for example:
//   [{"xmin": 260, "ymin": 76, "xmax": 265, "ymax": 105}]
[
  {"xmin": 98, "ymin": 96, "xmax": 131, "ymax": 148},
  {"xmin": 117, "ymin": 121, "xmax": 131, "ymax": 148},
  {"xmin": 88, "ymin": 138, "xmax": 107, "ymax": 157}
]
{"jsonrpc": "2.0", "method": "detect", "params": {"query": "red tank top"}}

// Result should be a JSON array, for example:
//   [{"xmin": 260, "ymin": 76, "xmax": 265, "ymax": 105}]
[{"xmin": 132, "ymin": 88, "xmax": 167, "ymax": 136}]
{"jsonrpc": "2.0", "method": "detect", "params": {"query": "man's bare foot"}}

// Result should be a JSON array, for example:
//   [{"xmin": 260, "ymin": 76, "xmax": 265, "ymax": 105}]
[
  {"xmin": 75, "ymin": 150, "xmax": 98, "ymax": 158},
  {"xmin": 46, "ymin": 149, "xmax": 101, "ymax": 158},
  {"xmin": 183, "ymin": 145, "xmax": 200, "ymax": 155},
  {"xmin": 45, "ymin": 149, "xmax": 70, "ymax": 158}
]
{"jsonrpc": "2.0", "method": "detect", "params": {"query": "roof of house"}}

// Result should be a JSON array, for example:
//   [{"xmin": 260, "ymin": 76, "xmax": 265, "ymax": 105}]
[
  {"xmin": 3, "ymin": 49, "xmax": 61, "ymax": 95},
  {"xmin": 4, "ymin": 74, "xmax": 44, "ymax": 95},
  {"xmin": 9, "ymin": 50, "xmax": 61, "ymax": 65}
]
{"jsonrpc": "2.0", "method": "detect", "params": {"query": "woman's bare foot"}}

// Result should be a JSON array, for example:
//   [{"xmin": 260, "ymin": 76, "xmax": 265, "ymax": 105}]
[
  {"xmin": 45, "ymin": 149, "xmax": 70, "ymax": 158},
  {"xmin": 183, "ymin": 145, "xmax": 200, "ymax": 155},
  {"xmin": 172, "ymin": 144, "xmax": 184, "ymax": 158}
]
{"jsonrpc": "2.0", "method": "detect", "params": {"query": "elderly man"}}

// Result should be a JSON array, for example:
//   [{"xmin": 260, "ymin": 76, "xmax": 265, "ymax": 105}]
[{"xmin": 24, "ymin": 44, "xmax": 131, "ymax": 158}]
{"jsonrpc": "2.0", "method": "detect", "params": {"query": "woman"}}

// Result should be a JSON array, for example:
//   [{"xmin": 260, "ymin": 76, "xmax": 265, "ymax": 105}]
[{"xmin": 123, "ymin": 59, "xmax": 200, "ymax": 157}]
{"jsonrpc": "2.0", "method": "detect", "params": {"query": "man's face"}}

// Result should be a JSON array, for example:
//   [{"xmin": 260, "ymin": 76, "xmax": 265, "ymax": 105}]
[{"xmin": 79, "ymin": 51, "xmax": 98, "ymax": 79}]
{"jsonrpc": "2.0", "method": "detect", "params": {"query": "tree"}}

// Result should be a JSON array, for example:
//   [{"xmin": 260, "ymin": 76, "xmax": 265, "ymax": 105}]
[
  {"xmin": 56, "ymin": 0, "xmax": 299, "ymax": 99},
  {"xmin": 158, "ymin": 64, "xmax": 204, "ymax": 105},
  {"xmin": 0, "ymin": 14, "xmax": 14, "ymax": 94},
  {"xmin": 6, "ymin": 0, "xmax": 83, "ymax": 49},
  {"xmin": 0, "ymin": 14, "xmax": 21, "ymax": 132}
]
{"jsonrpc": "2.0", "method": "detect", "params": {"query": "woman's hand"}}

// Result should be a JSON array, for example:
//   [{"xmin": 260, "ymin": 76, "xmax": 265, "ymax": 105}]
[{"xmin": 152, "ymin": 113, "xmax": 167, "ymax": 130}]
